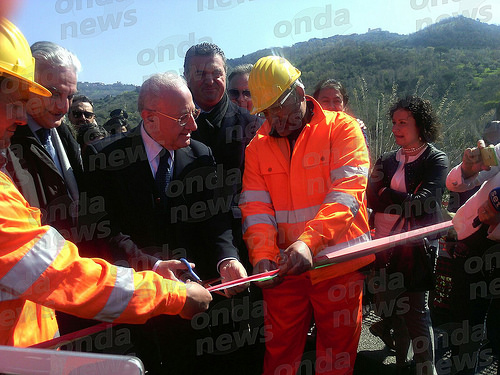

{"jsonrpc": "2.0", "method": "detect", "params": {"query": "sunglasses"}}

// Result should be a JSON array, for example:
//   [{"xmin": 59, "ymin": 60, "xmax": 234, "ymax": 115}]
[
  {"xmin": 228, "ymin": 89, "xmax": 251, "ymax": 100},
  {"xmin": 72, "ymin": 110, "xmax": 95, "ymax": 119}
]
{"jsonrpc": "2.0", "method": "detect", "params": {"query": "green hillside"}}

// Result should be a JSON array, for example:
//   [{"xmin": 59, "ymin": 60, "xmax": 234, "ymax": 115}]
[{"xmin": 86, "ymin": 16, "xmax": 500, "ymax": 165}]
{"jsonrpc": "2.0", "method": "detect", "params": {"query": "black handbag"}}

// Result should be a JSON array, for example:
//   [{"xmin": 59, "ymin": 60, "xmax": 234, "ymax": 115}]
[{"xmin": 382, "ymin": 215, "xmax": 437, "ymax": 292}]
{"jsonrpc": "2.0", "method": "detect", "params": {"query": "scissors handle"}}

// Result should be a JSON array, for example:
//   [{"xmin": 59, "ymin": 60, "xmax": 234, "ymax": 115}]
[{"xmin": 179, "ymin": 258, "xmax": 202, "ymax": 283}]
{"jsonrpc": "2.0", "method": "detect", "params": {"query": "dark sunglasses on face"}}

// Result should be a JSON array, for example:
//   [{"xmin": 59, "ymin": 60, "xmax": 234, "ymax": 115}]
[
  {"xmin": 72, "ymin": 110, "xmax": 95, "ymax": 119},
  {"xmin": 228, "ymin": 89, "xmax": 251, "ymax": 100}
]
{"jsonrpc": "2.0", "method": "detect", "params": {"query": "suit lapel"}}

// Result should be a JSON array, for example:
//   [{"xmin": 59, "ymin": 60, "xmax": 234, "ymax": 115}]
[
  {"xmin": 57, "ymin": 123, "xmax": 83, "ymax": 174},
  {"xmin": 173, "ymin": 146, "xmax": 196, "ymax": 180},
  {"xmin": 126, "ymin": 129, "xmax": 155, "ymax": 193},
  {"xmin": 14, "ymin": 125, "xmax": 63, "ymax": 177}
]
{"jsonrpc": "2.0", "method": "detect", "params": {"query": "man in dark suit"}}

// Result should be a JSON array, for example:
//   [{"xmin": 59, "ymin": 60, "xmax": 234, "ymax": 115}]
[
  {"xmin": 184, "ymin": 42, "xmax": 263, "ymax": 271},
  {"xmin": 10, "ymin": 41, "xmax": 82, "ymax": 239},
  {"xmin": 183, "ymin": 43, "xmax": 266, "ymax": 375},
  {"xmin": 84, "ymin": 73, "xmax": 246, "ymax": 374}
]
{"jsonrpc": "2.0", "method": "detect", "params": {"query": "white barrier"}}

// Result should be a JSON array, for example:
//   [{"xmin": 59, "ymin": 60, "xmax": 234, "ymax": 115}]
[{"xmin": 0, "ymin": 345, "xmax": 144, "ymax": 375}]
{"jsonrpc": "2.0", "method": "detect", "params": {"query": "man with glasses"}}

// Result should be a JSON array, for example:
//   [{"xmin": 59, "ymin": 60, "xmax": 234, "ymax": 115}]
[
  {"xmin": 240, "ymin": 56, "xmax": 374, "ymax": 374},
  {"xmin": 0, "ymin": 18, "xmax": 212, "ymax": 349},
  {"xmin": 68, "ymin": 94, "xmax": 108, "ymax": 149},
  {"xmin": 10, "ymin": 41, "xmax": 83, "ymax": 237},
  {"xmin": 84, "ymin": 73, "xmax": 241, "ymax": 374},
  {"xmin": 68, "ymin": 94, "xmax": 95, "ymax": 128},
  {"xmin": 227, "ymin": 63, "xmax": 254, "ymax": 112}
]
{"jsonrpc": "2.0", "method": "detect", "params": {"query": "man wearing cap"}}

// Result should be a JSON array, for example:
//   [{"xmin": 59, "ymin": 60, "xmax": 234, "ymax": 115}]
[
  {"xmin": 239, "ymin": 56, "xmax": 374, "ymax": 374},
  {"xmin": 0, "ymin": 17, "xmax": 212, "ymax": 349}
]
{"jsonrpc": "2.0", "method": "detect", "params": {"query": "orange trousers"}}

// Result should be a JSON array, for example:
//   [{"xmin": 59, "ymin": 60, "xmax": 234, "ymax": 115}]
[{"xmin": 261, "ymin": 271, "xmax": 364, "ymax": 375}]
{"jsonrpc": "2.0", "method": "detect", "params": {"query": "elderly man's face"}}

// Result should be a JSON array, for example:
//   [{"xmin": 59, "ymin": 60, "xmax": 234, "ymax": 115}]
[
  {"xmin": 0, "ymin": 84, "xmax": 27, "ymax": 148},
  {"xmin": 28, "ymin": 62, "xmax": 77, "ymax": 129},
  {"xmin": 185, "ymin": 54, "xmax": 226, "ymax": 111},
  {"xmin": 264, "ymin": 86, "xmax": 305, "ymax": 137},
  {"xmin": 142, "ymin": 84, "xmax": 198, "ymax": 150}
]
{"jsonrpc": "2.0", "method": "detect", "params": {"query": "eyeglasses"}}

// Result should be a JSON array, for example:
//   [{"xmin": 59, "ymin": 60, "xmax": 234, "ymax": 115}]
[
  {"xmin": 228, "ymin": 89, "xmax": 251, "ymax": 100},
  {"xmin": 72, "ymin": 110, "xmax": 95, "ymax": 119},
  {"xmin": 147, "ymin": 108, "xmax": 201, "ymax": 126},
  {"xmin": 262, "ymin": 88, "xmax": 298, "ymax": 117}
]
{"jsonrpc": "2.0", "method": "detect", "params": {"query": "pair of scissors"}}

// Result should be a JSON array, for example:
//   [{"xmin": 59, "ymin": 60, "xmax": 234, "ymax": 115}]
[{"xmin": 179, "ymin": 258, "xmax": 202, "ymax": 283}]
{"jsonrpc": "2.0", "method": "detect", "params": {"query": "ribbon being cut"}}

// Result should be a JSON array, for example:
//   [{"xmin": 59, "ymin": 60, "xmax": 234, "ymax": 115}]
[
  {"xmin": 207, "ymin": 220, "xmax": 453, "ymax": 292},
  {"xmin": 32, "ymin": 220, "xmax": 452, "ymax": 349}
]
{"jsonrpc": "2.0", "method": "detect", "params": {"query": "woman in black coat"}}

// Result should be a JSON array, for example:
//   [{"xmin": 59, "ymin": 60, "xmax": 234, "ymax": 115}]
[{"xmin": 367, "ymin": 96, "xmax": 449, "ymax": 375}]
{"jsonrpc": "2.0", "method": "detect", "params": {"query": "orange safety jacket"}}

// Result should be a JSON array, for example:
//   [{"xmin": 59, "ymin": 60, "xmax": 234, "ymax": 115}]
[
  {"xmin": 240, "ymin": 97, "xmax": 374, "ymax": 284},
  {"xmin": 0, "ymin": 172, "xmax": 186, "ymax": 347}
]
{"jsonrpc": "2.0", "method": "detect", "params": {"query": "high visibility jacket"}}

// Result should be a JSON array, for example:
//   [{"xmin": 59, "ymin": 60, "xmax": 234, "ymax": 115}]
[
  {"xmin": 240, "ymin": 97, "xmax": 374, "ymax": 284},
  {"xmin": 0, "ymin": 172, "xmax": 186, "ymax": 347}
]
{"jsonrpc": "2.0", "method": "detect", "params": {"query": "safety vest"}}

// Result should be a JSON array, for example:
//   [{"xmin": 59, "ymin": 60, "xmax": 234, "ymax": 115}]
[
  {"xmin": 0, "ymin": 172, "xmax": 186, "ymax": 347},
  {"xmin": 240, "ymin": 97, "xmax": 374, "ymax": 284}
]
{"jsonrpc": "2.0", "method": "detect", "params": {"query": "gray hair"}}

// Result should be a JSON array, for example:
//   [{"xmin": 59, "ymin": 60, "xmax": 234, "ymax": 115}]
[
  {"xmin": 138, "ymin": 73, "xmax": 187, "ymax": 112},
  {"xmin": 30, "ymin": 41, "xmax": 81, "ymax": 73},
  {"xmin": 228, "ymin": 63, "xmax": 253, "ymax": 84}
]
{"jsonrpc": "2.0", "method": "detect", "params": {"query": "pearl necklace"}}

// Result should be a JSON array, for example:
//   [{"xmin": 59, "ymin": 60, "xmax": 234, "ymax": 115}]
[{"xmin": 402, "ymin": 143, "xmax": 427, "ymax": 154}]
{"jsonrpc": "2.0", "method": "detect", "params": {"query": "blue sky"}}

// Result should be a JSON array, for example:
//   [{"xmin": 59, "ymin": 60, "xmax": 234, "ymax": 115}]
[{"xmin": 10, "ymin": 0, "xmax": 500, "ymax": 85}]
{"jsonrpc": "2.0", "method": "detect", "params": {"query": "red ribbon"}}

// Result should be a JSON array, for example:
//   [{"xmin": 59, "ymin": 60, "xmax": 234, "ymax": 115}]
[{"xmin": 31, "ymin": 220, "xmax": 452, "ymax": 349}]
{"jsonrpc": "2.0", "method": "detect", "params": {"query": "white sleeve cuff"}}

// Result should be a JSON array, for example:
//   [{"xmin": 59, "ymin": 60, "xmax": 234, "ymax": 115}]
[{"xmin": 152, "ymin": 259, "xmax": 162, "ymax": 272}]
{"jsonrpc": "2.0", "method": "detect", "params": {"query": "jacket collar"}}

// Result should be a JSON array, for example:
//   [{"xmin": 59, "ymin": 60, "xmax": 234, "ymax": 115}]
[{"xmin": 196, "ymin": 92, "xmax": 229, "ymax": 130}]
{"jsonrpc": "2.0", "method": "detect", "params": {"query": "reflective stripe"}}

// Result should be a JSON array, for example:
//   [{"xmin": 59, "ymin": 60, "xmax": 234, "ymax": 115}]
[
  {"xmin": 239, "ymin": 190, "xmax": 272, "ymax": 204},
  {"xmin": 243, "ymin": 214, "xmax": 277, "ymax": 234},
  {"xmin": 93, "ymin": 267, "xmax": 134, "ymax": 322},
  {"xmin": 276, "ymin": 205, "xmax": 320, "ymax": 224},
  {"xmin": 315, "ymin": 231, "xmax": 372, "ymax": 258},
  {"xmin": 324, "ymin": 191, "xmax": 359, "ymax": 217},
  {"xmin": 0, "ymin": 227, "xmax": 64, "ymax": 299},
  {"xmin": 330, "ymin": 165, "xmax": 368, "ymax": 182},
  {"xmin": 274, "ymin": 192, "xmax": 360, "ymax": 225}
]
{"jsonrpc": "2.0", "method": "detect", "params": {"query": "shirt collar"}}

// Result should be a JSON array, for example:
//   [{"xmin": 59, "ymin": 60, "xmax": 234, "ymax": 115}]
[
  {"xmin": 140, "ymin": 121, "xmax": 173, "ymax": 163},
  {"xmin": 27, "ymin": 115, "xmax": 48, "ymax": 140}
]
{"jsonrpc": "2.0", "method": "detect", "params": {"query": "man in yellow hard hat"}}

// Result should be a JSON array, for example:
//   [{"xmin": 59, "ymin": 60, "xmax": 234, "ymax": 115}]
[
  {"xmin": 239, "ymin": 56, "xmax": 374, "ymax": 374},
  {"xmin": 0, "ymin": 17, "xmax": 212, "ymax": 348}
]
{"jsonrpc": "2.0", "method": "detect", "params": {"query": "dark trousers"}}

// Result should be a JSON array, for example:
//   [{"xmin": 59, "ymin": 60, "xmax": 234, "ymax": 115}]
[{"xmin": 450, "ymin": 225, "xmax": 499, "ymax": 374}]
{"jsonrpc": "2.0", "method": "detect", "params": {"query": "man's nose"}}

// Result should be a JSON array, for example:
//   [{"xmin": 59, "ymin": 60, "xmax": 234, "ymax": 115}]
[{"xmin": 186, "ymin": 114, "xmax": 197, "ymax": 131}]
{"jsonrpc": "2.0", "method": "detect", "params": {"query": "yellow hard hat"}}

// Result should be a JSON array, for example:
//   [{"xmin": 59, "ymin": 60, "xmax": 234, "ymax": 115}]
[
  {"xmin": 248, "ymin": 56, "xmax": 301, "ymax": 115},
  {"xmin": 0, "ymin": 18, "xmax": 51, "ymax": 97}
]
